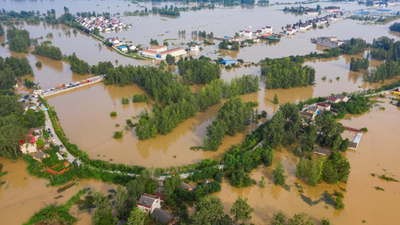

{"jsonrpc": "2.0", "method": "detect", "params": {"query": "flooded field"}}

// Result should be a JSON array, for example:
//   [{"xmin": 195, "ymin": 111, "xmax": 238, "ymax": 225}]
[
  {"xmin": 0, "ymin": 158, "xmax": 116, "ymax": 225},
  {"xmin": 214, "ymin": 98, "xmax": 400, "ymax": 225}
]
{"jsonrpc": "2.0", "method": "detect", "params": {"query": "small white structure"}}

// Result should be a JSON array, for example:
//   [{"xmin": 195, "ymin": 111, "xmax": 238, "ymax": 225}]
[
  {"xmin": 307, "ymin": 11, "xmax": 319, "ymax": 17},
  {"xmin": 190, "ymin": 45, "xmax": 199, "ymax": 51},
  {"xmin": 137, "ymin": 194, "xmax": 161, "ymax": 214},
  {"xmin": 286, "ymin": 29, "xmax": 296, "ymax": 35}
]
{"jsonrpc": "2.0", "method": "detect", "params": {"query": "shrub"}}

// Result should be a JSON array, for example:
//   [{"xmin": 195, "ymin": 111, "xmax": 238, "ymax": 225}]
[
  {"xmin": 113, "ymin": 131, "xmax": 123, "ymax": 139},
  {"xmin": 110, "ymin": 111, "xmax": 117, "ymax": 117},
  {"xmin": 35, "ymin": 61, "xmax": 42, "ymax": 67}
]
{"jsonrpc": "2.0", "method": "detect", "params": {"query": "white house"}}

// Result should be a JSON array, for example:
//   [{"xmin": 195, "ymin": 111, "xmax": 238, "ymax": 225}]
[
  {"xmin": 190, "ymin": 45, "xmax": 199, "ymax": 51},
  {"xmin": 307, "ymin": 11, "xmax": 319, "ymax": 17},
  {"xmin": 243, "ymin": 31, "xmax": 253, "ymax": 38},
  {"xmin": 137, "ymin": 194, "xmax": 161, "ymax": 214},
  {"xmin": 315, "ymin": 37, "xmax": 344, "ymax": 48},
  {"xmin": 264, "ymin": 26, "xmax": 273, "ymax": 34},
  {"xmin": 286, "ymin": 29, "xmax": 296, "ymax": 35},
  {"xmin": 129, "ymin": 45, "xmax": 136, "ymax": 51}
]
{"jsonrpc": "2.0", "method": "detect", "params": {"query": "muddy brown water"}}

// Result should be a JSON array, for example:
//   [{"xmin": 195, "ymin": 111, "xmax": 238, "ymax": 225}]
[
  {"xmin": 213, "ymin": 98, "xmax": 400, "ymax": 225},
  {"xmin": 1, "ymin": 1, "xmax": 400, "ymax": 224},
  {"xmin": 0, "ymin": 158, "xmax": 116, "ymax": 225}
]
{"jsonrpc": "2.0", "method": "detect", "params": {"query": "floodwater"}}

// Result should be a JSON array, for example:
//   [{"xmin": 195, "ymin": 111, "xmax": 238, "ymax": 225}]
[
  {"xmin": 2, "ymin": 1, "xmax": 400, "ymax": 224},
  {"xmin": 214, "ymin": 97, "xmax": 400, "ymax": 225},
  {"xmin": 0, "ymin": 158, "xmax": 116, "ymax": 225}
]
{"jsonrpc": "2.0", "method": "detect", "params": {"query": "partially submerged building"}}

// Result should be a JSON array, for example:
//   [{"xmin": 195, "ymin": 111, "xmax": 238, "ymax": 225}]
[
  {"xmin": 312, "ymin": 37, "xmax": 344, "ymax": 48},
  {"xmin": 139, "ymin": 46, "xmax": 186, "ymax": 60},
  {"xmin": 137, "ymin": 194, "xmax": 161, "ymax": 213}
]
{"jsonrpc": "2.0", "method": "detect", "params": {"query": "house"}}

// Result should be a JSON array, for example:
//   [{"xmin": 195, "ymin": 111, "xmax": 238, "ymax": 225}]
[
  {"xmin": 285, "ymin": 29, "xmax": 296, "ymax": 35},
  {"xmin": 336, "ymin": 94, "xmax": 349, "ymax": 102},
  {"xmin": 118, "ymin": 46, "xmax": 128, "ymax": 53},
  {"xmin": 33, "ymin": 152, "xmax": 50, "ymax": 163},
  {"xmin": 316, "ymin": 102, "xmax": 331, "ymax": 111},
  {"xmin": 243, "ymin": 31, "xmax": 253, "ymax": 38},
  {"xmin": 148, "ymin": 45, "xmax": 168, "ymax": 53},
  {"xmin": 307, "ymin": 11, "xmax": 319, "ymax": 17},
  {"xmin": 139, "ymin": 47, "xmax": 186, "ymax": 60},
  {"xmin": 129, "ymin": 45, "xmax": 136, "ymax": 51},
  {"xmin": 314, "ymin": 37, "xmax": 344, "ymax": 48},
  {"xmin": 137, "ymin": 194, "xmax": 161, "ymax": 213},
  {"xmin": 190, "ymin": 45, "xmax": 199, "ymax": 51},
  {"xmin": 20, "ymin": 134, "xmax": 37, "ymax": 154},
  {"xmin": 152, "ymin": 208, "xmax": 176, "ymax": 225},
  {"xmin": 327, "ymin": 96, "xmax": 340, "ymax": 103},
  {"xmin": 264, "ymin": 26, "xmax": 273, "ymax": 34},
  {"xmin": 179, "ymin": 182, "xmax": 194, "ymax": 191}
]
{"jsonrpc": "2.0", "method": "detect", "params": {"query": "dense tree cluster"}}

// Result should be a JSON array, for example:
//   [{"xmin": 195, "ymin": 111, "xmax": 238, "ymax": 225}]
[
  {"xmin": 389, "ymin": 22, "xmax": 400, "ymax": 32},
  {"xmin": 0, "ymin": 96, "xmax": 45, "ymax": 159},
  {"xmin": 151, "ymin": 7, "xmax": 181, "ymax": 16},
  {"xmin": 203, "ymin": 98, "xmax": 255, "ymax": 151},
  {"xmin": 349, "ymin": 57, "xmax": 369, "ymax": 72},
  {"xmin": 68, "ymin": 53, "xmax": 90, "ymax": 74},
  {"xmin": 219, "ymin": 40, "xmax": 239, "ymax": 51},
  {"xmin": 91, "ymin": 61, "xmax": 114, "ymax": 75},
  {"xmin": 132, "ymin": 94, "xmax": 149, "ymax": 103},
  {"xmin": 0, "ymin": 56, "xmax": 33, "ymax": 93},
  {"xmin": 224, "ymin": 144, "xmax": 274, "ymax": 187},
  {"xmin": 32, "ymin": 44, "xmax": 63, "ymax": 60},
  {"xmin": 221, "ymin": 75, "xmax": 259, "ymax": 98},
  {"xmin": 297, "ymin": 152, "xmax": 351, "ymax": 185},
  {"xmin": 177, "ymin": 58, "xmax": 221, "ymax": 84},
  {"xmin": 6, "ymin": 28, "xmax": 31, "ymax": 53},
  {"xmin": 261, "ymin": 58, "xmax": 315, "ymax": 89},
  {"xmin": 331, "ymin": 95, "xmax": 371, "ymax": 118},
  {"xmin": 340, "ymin": 38, "xmax": 367, "ymax": 55}
]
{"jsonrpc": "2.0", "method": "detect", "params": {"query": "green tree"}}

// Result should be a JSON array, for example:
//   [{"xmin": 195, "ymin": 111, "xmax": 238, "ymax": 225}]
[
  {"xmin": 273, "ymin": 94, "xmax": 279, "ymax": 104},
  {"xmin": 7, "ymin": 28, "xmax": 31, "ymax": 52},
  {"xmin": 288, "ymin": 213, "xmax": 315, "ymax": 225},
  {"xmin": 115, "ymin": 186, "xmax": 129, "ymax": 219},
  {"xmin": 230, "ymin": 196, "xmax": 254, "ymax": 222},
  {"xmin": 93, "ymin": 191, "xmax": 117, "ymax": 225},
  {"xmin": 163, "ymin": 175, "xmax": 181, "ymax": 196},
  {"xmin": 334, "ymin": 196, "xmax": 345, "ymax": 209},
  {"xmin": 126, "ymin": 207, "xmax": 147, "ymax": 225},
  {"xmin": 192, "ymin": 196, "xmax": 225, "ymax": 225},
  {"xmin": 321, "ymin": 218, "xmax": 331, "ymax": 225},
  {"xmin": 273, "ymin": 162, "xmax": 286, "ymax": 186},
  {"xmin": 36, "ymin": 138, "xmax": 45, "ymax": 148},
  {"xmin": 263, "ymin": 111, "xmax": 285, "ymax": 147},
  {"xmin": 259, "ymin": 176, "xmax": 266, "ymax": 188},
  {"xmin": 166, "ymin": 54, "xmax": 175, "ymax": 65},
  {"xmin": 271, "ymin": 211, "xmax": 286, "ymax": 225}
]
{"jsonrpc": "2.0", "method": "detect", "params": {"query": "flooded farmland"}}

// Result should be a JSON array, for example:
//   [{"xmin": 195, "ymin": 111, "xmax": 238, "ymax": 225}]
[{"xmin": 1, "ymin": 0, "xmax": 400, "ymax": 224}]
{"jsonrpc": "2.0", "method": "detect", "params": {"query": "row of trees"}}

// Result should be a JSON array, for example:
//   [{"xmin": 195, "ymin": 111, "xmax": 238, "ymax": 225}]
[
  {"xmin": 349, "ymin": 57, "xmax": 369, "ymax": 72},
  {"xmin": 203, "ymin": 98, "xmax": 255, "ymax": 151},
  {"xmin": 0, "ymin": 24, "xmax": 4, "ymax": 36},
  {"xmin": 177, "ymin": 58, "xmax": 221, "ymax": 84},
  {"xmin": 261, "ymin": 58, "xmax": 315, "ymax": 89},
  {"xmin": 31, "ymin": 44, "xmax": 64, "ymax": 60},
  {"xmin": 6, "ymin": 27, "xmax": 31, "ymax": 53}
]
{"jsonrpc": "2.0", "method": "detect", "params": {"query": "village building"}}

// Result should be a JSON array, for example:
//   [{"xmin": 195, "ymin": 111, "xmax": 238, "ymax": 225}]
[
  {"xmin": 312, "ymin": 37, "xmax": 344, "ymax": 48},
  {"xmin": 264, "ymin": 26, "xmax": 273, "ymax": 34},
  {"xmin": 20, "ymin": 134, "xmax": 37, "ymax": 154},
  {"xmin": 307, "ymin": 11, "xmax": 319, "ymax": 17},
  {"xmin": 118, "ymin": 46, "xmax": 128, "ymax": 53},
  {"xmin": 152, "ymin": 208, "xmax": 176, "ymax": 225},
  {"xmin": 129, "ymin": 45, "xmax": 136, "ymax": 51},
  {"xmin": 139, "ymin": 46, "xmax": 186, "ymax": 60},
  {"xmin": 336, "ymin": 94, "xmax": 349, "ymax": 102},
  {"xmin": 243, "ymin": 30, "xmax": 253, "ymax": 38},
  {"xmin": 179, "ymin": 182, "xmax": 194, "ymax": 191},
  {"xmin": 137, "ymin": 194, "xmax": 161, "ymax": 213},
  {"xmin": 190, "ymin": 45, "xmax": 199, "ymax": 51},
  {"xmin": 33, "ymin": 152, "xmax": 50, "ymax": 163},
  {"xmin": 327, "ymin": 96, "xmax": 340, "ymax": 103}
]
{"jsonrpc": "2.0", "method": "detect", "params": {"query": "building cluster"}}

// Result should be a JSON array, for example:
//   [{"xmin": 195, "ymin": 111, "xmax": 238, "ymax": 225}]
[
  {"xmin": 311, "ymin": 36, "xmax": 345, "ymax": 48},
  {"xmin": 75, "ymin": 16, "xmax": 130, "ymax": 32},
  {"xmin": 239, "ymin": 26, "xmax": 274, "ymax": 39},
  {"xmin": 289, "ymin": 15, "xmax": 339, "ymax": 34},
  {"xmin": 300, "ymin": 94, "xmax": 349, "ymax": 120},
  {"xmin": 138, "ymin": 45, "xmax": 186, "ymax": 60}
]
